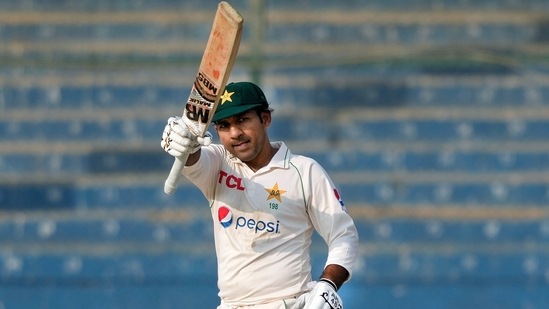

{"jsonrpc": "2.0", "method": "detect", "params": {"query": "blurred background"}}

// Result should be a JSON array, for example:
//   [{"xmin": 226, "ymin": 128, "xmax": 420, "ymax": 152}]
[{"xmin": 1, "ymin": 0, "xmax": 549, "ymax": 308}]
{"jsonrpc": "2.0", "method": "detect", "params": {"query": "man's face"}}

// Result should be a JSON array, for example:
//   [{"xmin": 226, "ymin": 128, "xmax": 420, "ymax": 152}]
[{"xmin": 214, "ymin": 109, "xmax": 271, "ymax": 165}]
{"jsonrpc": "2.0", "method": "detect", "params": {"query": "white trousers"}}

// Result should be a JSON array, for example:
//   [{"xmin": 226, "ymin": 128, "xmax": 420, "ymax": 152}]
[{"xmin": 217, "ymin": 298, "xmax": 297, "ymax": 309}]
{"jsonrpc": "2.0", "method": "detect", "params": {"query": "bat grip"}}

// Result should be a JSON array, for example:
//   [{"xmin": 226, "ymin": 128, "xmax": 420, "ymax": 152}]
[{"xmin": 164, "ymin": 154, "xmax": 189, "ymax": 194}]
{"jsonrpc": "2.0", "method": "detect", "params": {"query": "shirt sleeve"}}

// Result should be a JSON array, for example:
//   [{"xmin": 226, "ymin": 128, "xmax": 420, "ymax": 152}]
[
  {"xmin": 182, "ymin": 144, "xmax": 224, "ymax": 201},
  {"xmin": 305, "ymin": 160, "xmax": 359, "ymax": 279}
]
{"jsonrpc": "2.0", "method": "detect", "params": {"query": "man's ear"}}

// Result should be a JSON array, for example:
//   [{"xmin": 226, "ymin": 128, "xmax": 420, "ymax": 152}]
[{"xmin": 261, "ymin": 111, "xmax": 272, "ymax": 128}]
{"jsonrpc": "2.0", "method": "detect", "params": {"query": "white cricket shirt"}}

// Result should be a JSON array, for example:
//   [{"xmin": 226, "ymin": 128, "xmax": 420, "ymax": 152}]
[{"xmin": 183, "ymin": 142, "xmax": 358, "ymax": 306}]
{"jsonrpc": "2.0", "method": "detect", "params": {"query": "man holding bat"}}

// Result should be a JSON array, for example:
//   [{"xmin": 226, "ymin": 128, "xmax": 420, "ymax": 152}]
[{"xmin": 161, "ymin": 81, "xmax": 359, "ymax": 309}]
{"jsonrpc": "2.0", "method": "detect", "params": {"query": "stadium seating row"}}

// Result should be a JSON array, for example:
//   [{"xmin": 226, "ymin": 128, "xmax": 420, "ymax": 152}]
[
  {"xmin": 341, "ymin": 182, "xmax": 549, "ymax": 205},
  {"xmin": 271, "ymin": 80, "xmax": 549, "ymax": 107},
  {"xmin": 3, "ymin": 80, "xmax": 549, "ymax": 110},
  {"xmin": 1, "ymin": 249, "xmax": 548, "ymax": 308},
  {"xmin": 266, "ymin": 0, "xmax": 549, "ymax": 10},
  {"xmin": 2, "ymin": 150, "xmax": 549, "ymax": 175},
  {"xmin": 2, "ymin": 250, "xmax": 548, "ymax": 283},
  {"xmin": 0, "ymin": 0, "xmax": 548, "ymax": 11},
  {"xmin": 1, "ymin": 181, "xmax": 548, "ymax": 209},
  {"xmin": 268, "ymin": 23, "xmax": 537, "ymax": 45},
  {"xmin": 1, "ymin": 216, "xmax": 548, "ymax": 243},
  {"xmin": 0, "ymin": 0, "xmax": 248, "ymax": 11},
  {"xmin": 0, "ymin": 182, "xmax": 204, "ymax": 209},
  {"xmin": 1, "ymin": 118, "xmax": 548, "ymax": 141},
  {"xmin": 308, "ymin": 150, "xmax": 549, "ymax": 172},
  {"xmin": 0, "ymin": 22, "xmax": 537, "ymax": 45},
  {"xmin": 0, "ymin": 85, "xmax": 185, "ymax": 110}
]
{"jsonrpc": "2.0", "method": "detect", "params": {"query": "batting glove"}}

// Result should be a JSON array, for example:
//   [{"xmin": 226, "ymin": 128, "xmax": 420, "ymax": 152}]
[
  {"xmin": 293, "ymin": 279, "xmax": 343, "ymax": 309},
  {"xmin": 161, "ymin": 116, "xmax": 212, "ymax": 158}
]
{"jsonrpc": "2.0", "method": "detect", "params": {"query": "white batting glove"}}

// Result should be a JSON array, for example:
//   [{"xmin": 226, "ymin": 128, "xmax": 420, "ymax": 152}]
[
  {"xmin": 293, "ymin": 279, "xmax": 343, "ymax": 309},
  {"xmin": 161, "ymin": 116, "xmax": 212, "ymax": 158}
]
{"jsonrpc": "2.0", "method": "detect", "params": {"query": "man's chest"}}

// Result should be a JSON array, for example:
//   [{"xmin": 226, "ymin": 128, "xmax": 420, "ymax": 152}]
[{"xmin": 213, "ymin": 167, "xmax": 309, "ymax": 235}]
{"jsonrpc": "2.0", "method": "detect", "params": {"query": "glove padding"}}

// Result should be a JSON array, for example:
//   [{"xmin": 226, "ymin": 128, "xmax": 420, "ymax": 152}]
[
  {"xmin": 161, "ymin": 116, "xmax": 212, "ymax": 158},
  {"xmin": 293, "ymin": 279, "xmax": 343, "ymax": 309}
]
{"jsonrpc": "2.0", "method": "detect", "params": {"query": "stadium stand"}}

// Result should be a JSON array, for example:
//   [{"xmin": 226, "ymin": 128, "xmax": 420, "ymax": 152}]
[{"xmin": 1, "ymin": 0, "xmax": 549, "ymax": 308}]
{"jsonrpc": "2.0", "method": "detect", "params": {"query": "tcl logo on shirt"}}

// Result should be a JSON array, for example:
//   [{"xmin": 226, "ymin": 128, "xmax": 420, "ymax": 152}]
[
  {"xmin": 218, "ymin": 170, "xmax": 245, "ymax": 191},
  {"xmin": 218, "ymin": 206, "xmax": 280, "ymax": 234}
]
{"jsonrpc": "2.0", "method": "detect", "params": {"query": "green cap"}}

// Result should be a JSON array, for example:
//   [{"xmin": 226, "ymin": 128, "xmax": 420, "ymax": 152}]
[{"xmin": 212, "ymin": 82, "xmax": 269, "ymax": 122}]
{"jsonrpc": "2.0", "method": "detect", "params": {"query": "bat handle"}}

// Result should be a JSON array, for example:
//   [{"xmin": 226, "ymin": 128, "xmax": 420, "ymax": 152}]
[{"xmin": 164, "ymin": 154, "xmax": 189, "ymax": 194}]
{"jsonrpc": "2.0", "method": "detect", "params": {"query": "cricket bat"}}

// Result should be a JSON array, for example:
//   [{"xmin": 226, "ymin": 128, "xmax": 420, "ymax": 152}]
[{"xmin": 164, "ymin": 1, "xmax": 243, "ymax": 194}]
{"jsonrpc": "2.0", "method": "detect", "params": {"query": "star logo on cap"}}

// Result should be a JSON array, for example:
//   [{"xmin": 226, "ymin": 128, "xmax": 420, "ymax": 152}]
[
  {"xmin": 265, "ymin": 182, "xmax": 287, "ymax": 203},
  {"xmin": 220, "ymin": 90, "xmax": 234, "ymax": 105}
]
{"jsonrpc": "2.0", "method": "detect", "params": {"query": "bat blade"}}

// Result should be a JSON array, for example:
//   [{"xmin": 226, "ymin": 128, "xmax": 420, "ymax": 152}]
[{"xmin": 164, "ymin": 1, "xmax": 243, "ymax": 194}]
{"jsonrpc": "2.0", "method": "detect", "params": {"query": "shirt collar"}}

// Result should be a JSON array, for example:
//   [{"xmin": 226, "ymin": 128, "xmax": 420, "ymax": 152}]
[{"xmin": 269, "ymin": 141, "xmax": 291, "ymax": 169}]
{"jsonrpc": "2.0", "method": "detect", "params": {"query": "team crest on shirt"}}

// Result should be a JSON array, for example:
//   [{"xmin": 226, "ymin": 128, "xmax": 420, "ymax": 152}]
[{"xmin": 264, "ymin": 182, "xmax": 287, "ymax": 203}]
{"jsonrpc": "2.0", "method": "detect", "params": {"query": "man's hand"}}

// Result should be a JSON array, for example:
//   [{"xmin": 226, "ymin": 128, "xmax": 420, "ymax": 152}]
[
  {"xmin": 293, "ymin": 279, "xmax": 343, "ymax": 309},
  {"xmin": 161, "ymin": 116, "xmax": 212, "ymax": 158}
]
